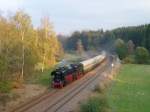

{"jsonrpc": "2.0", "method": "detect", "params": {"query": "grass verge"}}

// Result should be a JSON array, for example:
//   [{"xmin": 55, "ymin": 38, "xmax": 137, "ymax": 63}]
[
  {"xmin": 36, "ymin": 69, "xmax": 53, "ymax": 87},
  {"xmin": 80, "ymin": 79, "xmax": 112, "ymax": 112},
  {"xmin": 80, "ymin": 94, "xmax": 110, "ymax": 112},
  {"xmin": 26, "ymin": 68, "xmax": 53, "ymax": 88}
]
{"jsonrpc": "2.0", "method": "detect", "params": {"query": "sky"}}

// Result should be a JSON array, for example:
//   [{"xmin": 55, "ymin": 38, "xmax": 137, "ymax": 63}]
[{"xmin": 0, "ymin": 0, "xmax": 150, "ymax": 35}]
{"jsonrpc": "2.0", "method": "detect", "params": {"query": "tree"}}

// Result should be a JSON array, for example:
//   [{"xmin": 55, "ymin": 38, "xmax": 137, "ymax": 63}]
[
  {"xmin": 39, "ymin": 16, "xmax": 63, "ymax": 72},
  {"xmin": 76, "ymin": 39, "xmax": 84, "ymax": 55},
  {"xmin": 144, "ymin": 24, "xmax": 150, "ymax": 51},
  {"xmin": 127, "ymin": 40, "xmax": 135, "ymax": 54},
  {"xmin": 115, "ymin": 38, "xmax": 127, "ymax": 59},
  {"xmin": 12, "ymin": 10, "xmax": 33, "ymax": 81},
  {"xmin": 135, "ymin": 47, "xmax": 149, "ymax": 64},
  {"xmin": 0, "ymin": 11, "xmax": 63, "ymax": 87}
]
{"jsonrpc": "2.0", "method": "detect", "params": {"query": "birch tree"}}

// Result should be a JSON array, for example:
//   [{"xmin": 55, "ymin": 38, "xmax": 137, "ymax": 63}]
[
  {"xmin": 12, "ymin": 11, "xmax": 32, "ymax": 81},
  {"xmin": 0, "ymin": 11, "xmax": 63, "ymax": 83},
  {"xmin": 40, "ymin": 16, "xmax": 49, "ymax": 72},
  {"xmin": 127, "ymin": 40, "xmax": 135, "ymax": 54},
  {"xmin": 39, "ymin": 16, "xmax": 62, "ymax": 72}
]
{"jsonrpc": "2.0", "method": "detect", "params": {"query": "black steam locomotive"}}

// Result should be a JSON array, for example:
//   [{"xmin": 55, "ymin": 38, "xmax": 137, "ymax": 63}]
[{"xmin": 51, "ymin": 52, "xmax": 106, "ymax": 88}]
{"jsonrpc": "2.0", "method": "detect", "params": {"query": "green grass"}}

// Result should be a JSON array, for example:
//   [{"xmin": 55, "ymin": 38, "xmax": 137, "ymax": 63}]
[
  {"xmin": 37, "ymin": 69, "xmax": 53, "ymax": 87},
  {"xmin": 27, "ymin": 68, "xmax": 53, "ymax": 88},
  {"xmin": 0, "ymin": 81, "xmax": 12, "ymax": 93},
  {"xmin": 108, "ymin": 64, "xmax": 150, "ymax": 112}
]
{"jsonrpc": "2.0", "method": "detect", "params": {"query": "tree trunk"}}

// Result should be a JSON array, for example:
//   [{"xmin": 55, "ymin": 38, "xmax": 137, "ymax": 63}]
[
  {"xmin": 21, "ymin": 31, "xmax": 24, "ymax": 82},
  {"xmin": 42, "ymin": 53, "xmax": 45, "ymax": 72},
  {"xmin": 41, "ymin": 17, "xmax": 48, "ymax": 72}
]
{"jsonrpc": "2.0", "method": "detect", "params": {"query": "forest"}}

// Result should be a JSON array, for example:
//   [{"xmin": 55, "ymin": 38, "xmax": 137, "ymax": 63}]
[
  {"xmin": 63, "ymin": 24, "xmax": 150, "ymax": 52},
  {"xmin": 0, "ymin": 10, "xmax": 63, "ymax": 91},
  {"xmin": 61, "ymin": 24, "xmax": 150, "ymax": 63}
]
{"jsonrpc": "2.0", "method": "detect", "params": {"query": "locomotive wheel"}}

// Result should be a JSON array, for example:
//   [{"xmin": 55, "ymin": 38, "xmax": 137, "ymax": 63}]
[
  {"xmin": 63, "ymin": 81, "xmax": 66, "ymax": 87},
  {"xmin": 60, "ymin": 84, "xmax": 63, "ymax": 88}
]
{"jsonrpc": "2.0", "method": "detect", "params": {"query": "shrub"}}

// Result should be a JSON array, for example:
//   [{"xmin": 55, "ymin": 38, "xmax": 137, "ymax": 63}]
[
  {"xmin": 148, "ymin": 59, "xmax": 150, "ymax": 64},
  {"xmin": 94, "ymin": 83, "xmax": 108, "ymax": 93},
  {"xmin": 135, "ymin": 47, "xmax": 149, "ymax": 64},
  {"xmin": 80, "ymin": 95, "xmax": 110, "ymax": 112},
  {"xmin": 122, "ymin": 55, "xmax": 135, "ymax": 64}
]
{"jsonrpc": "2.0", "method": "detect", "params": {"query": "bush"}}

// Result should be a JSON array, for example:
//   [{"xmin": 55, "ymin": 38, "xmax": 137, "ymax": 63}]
[
  {"xmin": 135, "ymin": 47, "xmax": 149, "ymax": 64},
  {"xmin": 94, "ymin": 83, "xmax": 107, "ymax": 93},
  {"xmin": 148, "ymin": 59, "xmax": 150, "ymax": 64},
  {"xmin": 122, "ymin": 55, "xmax": 135, "ymax": 64},
  {"xmin": 0, "ymin": 81, "xmax": 12, "ymax": 93},
  {"xmin": 80, "ymin": 95, "xmax": 110, "ymax": 112},
  {"xmin": 26, "ymin": 68, "xmax": 53, "ymax": 87}
]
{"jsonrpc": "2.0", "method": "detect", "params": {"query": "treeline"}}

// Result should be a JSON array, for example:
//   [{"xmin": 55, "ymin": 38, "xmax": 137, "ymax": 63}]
[
  {"xmin": 112, "ymin": 24, "xmax": 150, "ymax": 50},
  {"xmin": 0, "ymin": 11, "xmax": 63, "ymax": 85},
  {"xmin": 61, "ymin": 24, "xmax": 150, "ymax": 63},
  {"xmin": 61, "ymin": 30, "xmax": 108, "ymax": 51},
  {"xmin": 115, "ymin": 38, "xmax": 150, "ymax": 64}
]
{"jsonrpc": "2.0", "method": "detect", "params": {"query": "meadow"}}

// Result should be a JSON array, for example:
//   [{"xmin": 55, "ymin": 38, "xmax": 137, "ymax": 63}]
[{"xmin": 108, "ymin": 64, "xmax": 150, "ymax": 112}]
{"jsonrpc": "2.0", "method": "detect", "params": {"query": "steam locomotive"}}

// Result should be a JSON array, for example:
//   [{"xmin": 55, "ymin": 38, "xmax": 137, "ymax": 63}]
[{"xmin": 51, "ymin": 52, "xmax": 106, "ymax": 88}]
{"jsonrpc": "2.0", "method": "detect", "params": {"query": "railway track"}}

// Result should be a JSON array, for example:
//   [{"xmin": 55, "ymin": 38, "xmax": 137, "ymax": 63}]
[
  {"xmin": 12, "ymin": 57, "xmax": 111, "ymax": 112},
  {"xmin": 11, "ymin": 90, "xmax": 58, "ymax": 112},
  {"xmin": 44, "ymin": 59, "xmax": 110, "ymax": 112}
]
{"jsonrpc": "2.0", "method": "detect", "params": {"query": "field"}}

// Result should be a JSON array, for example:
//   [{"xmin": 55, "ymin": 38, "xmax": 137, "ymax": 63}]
[{"xmin": 108, "ymin": 64, "xmax": 150, "ymax": 112}]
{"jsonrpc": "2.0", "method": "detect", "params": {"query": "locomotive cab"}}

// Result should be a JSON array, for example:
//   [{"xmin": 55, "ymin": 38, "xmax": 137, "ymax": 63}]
[
  {"xmin": 51, "ymin": 69, "xmax": 65, "ymax": 88},
  {"xmin": 51, "ymin": 63, "xmax": 84, "ymax": 88}
]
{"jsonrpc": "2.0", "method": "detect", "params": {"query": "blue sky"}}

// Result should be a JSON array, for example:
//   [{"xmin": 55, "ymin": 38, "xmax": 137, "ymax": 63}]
[{"xmin": 0, "ymin": 0, "xmax": 150, "ymax": 34}]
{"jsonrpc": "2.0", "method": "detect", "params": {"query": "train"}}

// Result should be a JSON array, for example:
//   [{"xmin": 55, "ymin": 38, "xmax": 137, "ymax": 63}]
[{"xmin": 51, "ymin": 51, "xmax": 106, "ymax": 88}]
